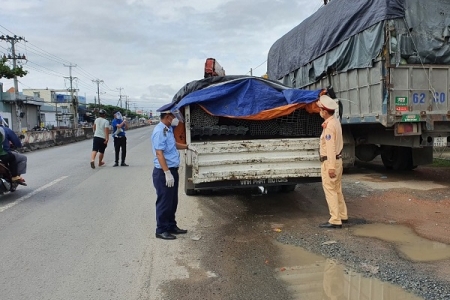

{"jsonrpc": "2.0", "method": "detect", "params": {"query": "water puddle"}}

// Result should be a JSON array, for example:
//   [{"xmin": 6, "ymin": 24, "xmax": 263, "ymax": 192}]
[
  {"xmin": 274, "ymin": 241, "xmax": 422, "ymax": 300},
  {"xmin": 353, "ymin": 223, "xmax": 450, "ymax": 262}
]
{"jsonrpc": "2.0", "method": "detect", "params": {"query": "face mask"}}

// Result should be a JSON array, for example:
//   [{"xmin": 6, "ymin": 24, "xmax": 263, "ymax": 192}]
[{"xmin": 171, "ymin": 118, "xmax": 179, "ymax": 127}]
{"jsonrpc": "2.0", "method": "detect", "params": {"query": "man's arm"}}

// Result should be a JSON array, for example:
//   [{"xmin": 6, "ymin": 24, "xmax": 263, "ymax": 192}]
[
  {"xmin": 155, "ymin": 150, "xmax": 169, "ymax": 171},
  {"xmin": 104, "ymin": 124, "xmax": 110, "ymax": 142},
  {"xmin": 7, "ymin": 129, "xmax": 22, "ymax": 148},
  {"xmin": 176, "ymin": 142, "xmax": 188, "ymax": 150}
]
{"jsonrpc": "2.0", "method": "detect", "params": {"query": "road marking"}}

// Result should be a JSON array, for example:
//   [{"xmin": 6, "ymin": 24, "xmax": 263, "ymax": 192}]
[{"xmin": 0, "ymin": 176, "xmax": 68, "ymax": 213}]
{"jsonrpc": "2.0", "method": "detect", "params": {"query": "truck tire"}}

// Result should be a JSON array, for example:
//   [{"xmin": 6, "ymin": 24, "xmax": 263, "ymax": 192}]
[
  {"xmin": 184, "ymin": 165, "xmax": 196, "ymax": 196},
  {"xmin": 381, "ymin": 146, "xmax": 414, "ymax": 171},
  {"xmin": 280, "ymin": 184, "xmax": 297, "ymax": 192}
]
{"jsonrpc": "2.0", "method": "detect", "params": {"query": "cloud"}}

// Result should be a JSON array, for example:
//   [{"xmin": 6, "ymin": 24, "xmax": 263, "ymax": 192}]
[{"xmin": 0, "ymin": 0, "xmax": 320, "ymax": 112}]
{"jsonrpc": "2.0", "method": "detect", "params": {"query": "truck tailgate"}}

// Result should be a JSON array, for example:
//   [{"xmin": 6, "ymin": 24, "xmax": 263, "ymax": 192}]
[{"xmin": 190, "ymin": 138, "xmax": 321, "ymax": 184}]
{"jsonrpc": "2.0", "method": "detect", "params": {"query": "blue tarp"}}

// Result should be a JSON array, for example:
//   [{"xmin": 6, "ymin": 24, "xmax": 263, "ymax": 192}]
[{"xmin": 173, "ymin": 77, "xmax": 321, "ymax": 118}]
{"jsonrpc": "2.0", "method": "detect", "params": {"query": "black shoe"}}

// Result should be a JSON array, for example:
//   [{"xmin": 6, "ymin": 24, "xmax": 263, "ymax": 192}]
[
  {"xmin": 121, "ymin": 163, "xmax": 129, "ymax": 166},
  {"xmin": 169, "ymin": 226, "xmax": 188, "ymax": 234},
  {"xmin": 319, "ymin": 222, "xmax": 342, "ymax": 229},
  {"xmin": 113, "ymin": 163, "xmax": 119, "ymax": 167},
  {"xmin": 341, "ymin": 219, "xmax": 348, "ymax": 224},
  {"xmin": 155, "ymin": 232, "xmax": 176, "ymax": 240}
]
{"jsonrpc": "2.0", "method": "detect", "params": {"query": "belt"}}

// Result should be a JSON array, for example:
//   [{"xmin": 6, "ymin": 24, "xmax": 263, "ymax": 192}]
[
  {"xmin": 320, "ymin": 154, "xmax": 342, "ymax": 162},
  {"xmin": 115, "ymin": 136, "xmax": 125, "ymax": 138}
]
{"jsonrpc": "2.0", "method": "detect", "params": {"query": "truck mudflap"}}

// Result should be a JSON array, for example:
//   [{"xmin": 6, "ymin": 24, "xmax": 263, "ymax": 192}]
[{"xmin": 187, "ymin": 138, "xmax": 321, "ymax": 185}]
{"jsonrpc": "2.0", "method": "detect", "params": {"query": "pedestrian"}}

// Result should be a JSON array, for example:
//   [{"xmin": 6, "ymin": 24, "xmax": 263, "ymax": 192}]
[
  {"xmin": 111, "ymin": 111, "xmax": 128, "ymax": 167},
  {"xmin": 0, "ymin": 116, "xmax": 27, "ymax": 181},
  {"xmin": 317, "ymin": 95, "xmax": 348, "ymax": 228},
  {"xmin": 90, "ymin": 109, "xmax": 109, "ymax": 169},
  {"xmin": 151, "ymin": 102, "xmax": 197, "ymax": 240}
]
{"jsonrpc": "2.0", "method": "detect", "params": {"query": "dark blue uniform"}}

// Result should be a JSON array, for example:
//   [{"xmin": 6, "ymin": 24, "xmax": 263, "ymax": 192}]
[{"xmin": 151, "ymin": 122, "xmax": 180, "ymax": 234}]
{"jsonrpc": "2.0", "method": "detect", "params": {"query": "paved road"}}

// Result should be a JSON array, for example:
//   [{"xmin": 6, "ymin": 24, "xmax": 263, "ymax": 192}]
[
  {"xmin": 0, "ymin": 126, "xmax": 201, "ymax": 300},
  {"xmin": 1, "ymin": 128, "xmax": 448, "ymax": 300}
]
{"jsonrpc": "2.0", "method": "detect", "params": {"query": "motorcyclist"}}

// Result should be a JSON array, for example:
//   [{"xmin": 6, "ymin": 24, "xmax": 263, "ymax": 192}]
[
  {"xmin": 0, "ymin": 126, "xmax": 25, "ymax": 185},
  {"xmin": 0, "ymin": 116, "xmax": 27, "ymax": 184}
]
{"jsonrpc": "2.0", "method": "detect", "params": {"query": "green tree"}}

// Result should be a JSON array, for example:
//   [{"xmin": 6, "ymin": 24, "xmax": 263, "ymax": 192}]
[{"xmin": 0, "ymin": 57, "xmax": 28, "ymax": 79}]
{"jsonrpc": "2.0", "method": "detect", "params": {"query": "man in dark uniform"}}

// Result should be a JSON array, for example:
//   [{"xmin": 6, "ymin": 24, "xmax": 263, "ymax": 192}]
[
  {"xmin": 151, "ymin": 102, "xmax": 197, "ymax": 240},
  {"xmin": 111, "ymin": 111, "xmax": 128, "ymax": 167}
]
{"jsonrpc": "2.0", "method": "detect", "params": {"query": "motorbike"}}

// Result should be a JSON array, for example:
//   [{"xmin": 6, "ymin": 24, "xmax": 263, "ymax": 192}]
[{"xmin": 0, "ymin": 161, "xmax": 19, "ymax": 194}]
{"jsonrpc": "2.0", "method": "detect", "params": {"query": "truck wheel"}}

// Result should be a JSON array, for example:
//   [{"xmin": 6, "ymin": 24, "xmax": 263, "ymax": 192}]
[
  {"xmin": 184, "ymin": 165, "xmax": 196, "ymax": 196},
  {"xmin": 280, "ymin": 184, "xmax": 297, "ymax": 192},
  {"xmin": 185, "ymin": 188, "xmax": 197, "ymax": 196},
  {"xmin": 381, "ymin": 146, "xmax": 414, "ymax": 171},
  {"xmin": 380, "ymin": 146, "xmax": 394, "ymax": 169}
]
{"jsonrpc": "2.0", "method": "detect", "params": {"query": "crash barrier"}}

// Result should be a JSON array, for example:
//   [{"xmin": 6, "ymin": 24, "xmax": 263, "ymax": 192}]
[{"xmin": 19, "ymin": 123, "xmax": 150, "ymax": 152}]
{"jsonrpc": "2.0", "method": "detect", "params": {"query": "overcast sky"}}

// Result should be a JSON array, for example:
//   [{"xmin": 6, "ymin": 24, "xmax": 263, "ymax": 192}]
[{"xmin": 0, "ymin": 0, "xmax": 322, "ymax": 113}]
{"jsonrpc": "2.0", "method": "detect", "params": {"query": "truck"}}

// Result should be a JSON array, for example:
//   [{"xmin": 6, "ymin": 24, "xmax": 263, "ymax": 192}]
[
  {"xmin": 169, "ymin": 75, "xmax": 327, "ymax": 195},
  {"xmin": 267, "ymin": 0, "xmax": 450, "ymax": 171}
]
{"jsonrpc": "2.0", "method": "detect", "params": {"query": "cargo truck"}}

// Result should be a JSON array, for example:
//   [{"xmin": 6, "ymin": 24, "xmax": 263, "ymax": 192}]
[
  {"xmin": 267, "ymin": 0, "xmax": 450, "ymax": 170},
  {"xmin": 169, "ymin": 76, "xmax": 327, "ymax": 195}
]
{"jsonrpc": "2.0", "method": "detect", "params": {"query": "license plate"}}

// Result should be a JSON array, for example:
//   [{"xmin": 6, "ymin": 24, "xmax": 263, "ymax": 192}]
[{"xmin": 433, "ymin": 137, "xmax": 447, "ymax": 147}]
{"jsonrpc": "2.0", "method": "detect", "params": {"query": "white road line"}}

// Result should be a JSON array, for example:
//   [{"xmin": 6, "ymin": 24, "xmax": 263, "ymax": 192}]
[{"xmin": 0, "ymin": 176, "xmax": 68, "ymax": 213}]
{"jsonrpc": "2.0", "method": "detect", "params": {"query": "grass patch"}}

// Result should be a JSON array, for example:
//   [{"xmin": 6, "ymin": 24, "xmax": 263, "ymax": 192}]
[{"xmin": 432, "ymin": 158, "xmax": 450, "ymax": 167}]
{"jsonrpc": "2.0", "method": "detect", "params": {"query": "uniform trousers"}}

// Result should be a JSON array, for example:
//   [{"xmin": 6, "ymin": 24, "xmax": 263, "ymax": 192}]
[
  {"xmin": 113, "ymin": 136, "xmax": 127, "ymax": 163},
  {"xmin": 321, "ymin": 159, "xmax": 347, "ymax": 225},
  {"xmin": 12, "ymin": 151, "xmax": 27, "ymax": 175},
  {"xmin": 152, "ymin": 167, "xmax": 179, "ymax": 234}
]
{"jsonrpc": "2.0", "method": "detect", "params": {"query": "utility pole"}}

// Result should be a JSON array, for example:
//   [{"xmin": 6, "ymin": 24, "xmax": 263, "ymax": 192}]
[
  {"xmin": 64, "ymin": 64, "xmax": 77, "ymax": 128},
  {"xmin": 116, "ymin": 87, "xmax": 124, "ymax": 108},
  {"xmin": 92, "ymin": 79, "xmax": 104, "ymax": 107},
  {"xmin": 250, "ymin": 68, "xmax": 253, "ymax": 76},
  {"xmin": 0, "ymin": 35, "xmax": 25, "ymax": 132}
]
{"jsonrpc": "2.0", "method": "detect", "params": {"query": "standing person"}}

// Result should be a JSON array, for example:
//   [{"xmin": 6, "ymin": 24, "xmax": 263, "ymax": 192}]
[
  {"xmin": 151, "ymin": 103, "xmax": 197, "ymax": 240},
  {"xmin": 317, "ymin": 95, "xmax": 348, "ymax": 228},
  {"xmin": 111, "ymin": 111, "xmax": 128, "ymax": 167},
  {"xmin": 0, "ymin": 116, "xmax": 27, "ymax": 179},
  {"xmin": 90, "ymin": 109, "xmax": 109, "ymax": 169}
]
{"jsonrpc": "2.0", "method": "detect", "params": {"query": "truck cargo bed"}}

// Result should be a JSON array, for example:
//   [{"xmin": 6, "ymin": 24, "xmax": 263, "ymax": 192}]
[{"xmin": 189, "ymin": 138, "xmax": 321, "ymax": 185}]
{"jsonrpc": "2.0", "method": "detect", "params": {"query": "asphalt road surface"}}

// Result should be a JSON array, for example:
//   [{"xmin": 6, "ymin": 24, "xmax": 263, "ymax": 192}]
[{"xmin": 1, "ymin": 126, "xmax": 449, "ymax": 300}]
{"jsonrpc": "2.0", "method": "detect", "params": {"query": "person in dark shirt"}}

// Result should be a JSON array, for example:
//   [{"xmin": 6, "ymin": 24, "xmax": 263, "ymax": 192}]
[
  {"xmin": 111, "ymin": 111, "xmax": 128, "ymax": 167},
  {"xmin": 0, "ymin": 116, "xmax": 27, "ymax": 179}
]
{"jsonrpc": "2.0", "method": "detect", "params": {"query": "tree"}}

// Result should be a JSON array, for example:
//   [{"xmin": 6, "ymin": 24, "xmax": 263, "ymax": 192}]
[{"xmin": 0, "ymin": 57, "xmax": 28, "ymax": 79}]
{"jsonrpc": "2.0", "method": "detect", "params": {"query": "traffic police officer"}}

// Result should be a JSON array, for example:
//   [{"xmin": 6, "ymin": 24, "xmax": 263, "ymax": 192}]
[
  {"xmin": 317, "ymin": 95, "xmax": 348, "ymax": 228},
  {"xmin": 151, "ymin": 102, "xmax": 197, "ymax": 240}
]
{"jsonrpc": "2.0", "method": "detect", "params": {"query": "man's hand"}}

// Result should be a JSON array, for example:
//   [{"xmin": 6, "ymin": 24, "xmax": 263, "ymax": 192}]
[
  {"xmin": 164, "ymin": 170, "xmax": 175, "ymax": 187},
  {"xmin": 187, "ymin": 144, "xmax": 198, "ymax": 153},
  {"xmin": 328, "ymin": 169, "xmax": 336, "ymax": 178},
  {"xmin": 104, "ymin": 139, "xmax": 109, "ymax": 144}
]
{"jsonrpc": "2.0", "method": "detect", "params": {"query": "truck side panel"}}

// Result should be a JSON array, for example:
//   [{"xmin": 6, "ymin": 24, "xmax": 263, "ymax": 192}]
[{"xmin": 304, "ymin": 62, "xmax": 450, "ymax": 128}]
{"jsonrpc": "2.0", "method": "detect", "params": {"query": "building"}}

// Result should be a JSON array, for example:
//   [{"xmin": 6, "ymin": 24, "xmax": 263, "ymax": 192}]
[
  {"xmin": 23, "ymin": 88, "xmax": 85, "ymax": 128},
  {"xmin": 0, "ymin": 82, "xmax": 44, "ymax": 132}
]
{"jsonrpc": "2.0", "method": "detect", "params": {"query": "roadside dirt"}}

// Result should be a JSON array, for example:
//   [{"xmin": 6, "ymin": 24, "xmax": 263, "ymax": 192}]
[
  {"xmin": 161, "ymin": 160, "xmax": 450, "ymax": 300},
  {"xmin": 346, "ymin": 162, "xmax": 450, "ymax": 244}
]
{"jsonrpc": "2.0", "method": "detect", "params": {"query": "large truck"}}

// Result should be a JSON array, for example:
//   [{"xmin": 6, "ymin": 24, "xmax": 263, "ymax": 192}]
[
  {"xmin": 169, "ymin": 76, "xmax": 326, "ymax": 195},
  {"xmin": 267, "ymin": 0, "xmax": 450, "ymax": 170}
]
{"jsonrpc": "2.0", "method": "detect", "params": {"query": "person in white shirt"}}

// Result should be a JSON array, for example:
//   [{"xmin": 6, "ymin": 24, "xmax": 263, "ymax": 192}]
[{"xmin": 90, "ymin": 109, "xmax": 110, "ymax": 169}]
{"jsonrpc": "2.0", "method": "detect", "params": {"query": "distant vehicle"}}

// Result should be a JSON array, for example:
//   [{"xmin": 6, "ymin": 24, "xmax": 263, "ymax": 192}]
[{"xmin": 204, "ymin": 58, "xmax": 225, "ymax": 78}]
